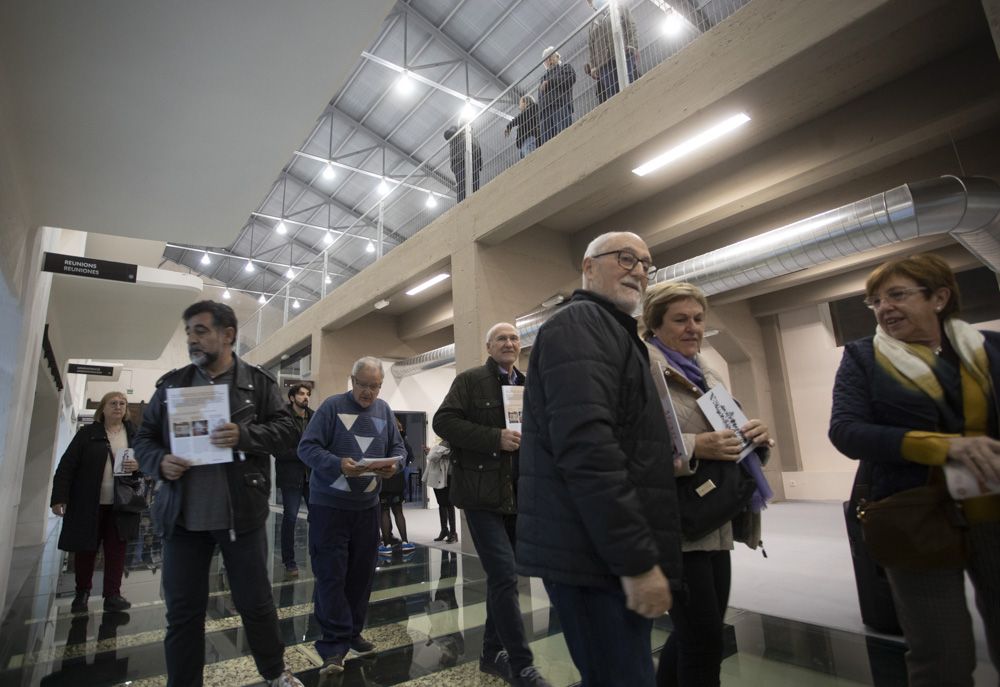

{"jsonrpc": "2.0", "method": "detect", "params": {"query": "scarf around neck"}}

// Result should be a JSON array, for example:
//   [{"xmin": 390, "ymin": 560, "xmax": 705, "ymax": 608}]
[{"xmin": 650, "ymin": 336, "xmax": 706, "ymax": 391}]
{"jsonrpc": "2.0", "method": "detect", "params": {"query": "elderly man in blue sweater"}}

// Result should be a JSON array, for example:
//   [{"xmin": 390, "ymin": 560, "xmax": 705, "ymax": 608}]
[{"xmin": 298, "ymin": 357, "xmax": 406, "ymax": 676}]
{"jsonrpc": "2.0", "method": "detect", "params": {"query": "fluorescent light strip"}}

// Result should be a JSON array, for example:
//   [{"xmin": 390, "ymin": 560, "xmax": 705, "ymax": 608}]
[
  {"xmin": 632, "ymin": 113, "xmax": 751, "ymax": 177},
  {"xmin": 405, "ymin": 273, "xmax": 450, "ymax": 296}
]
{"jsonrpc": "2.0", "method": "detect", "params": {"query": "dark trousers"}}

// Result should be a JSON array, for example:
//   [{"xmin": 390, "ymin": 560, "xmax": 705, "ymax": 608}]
[
  {"xmin": 309, "ymin": 504, "xmax": 380, "ymax": 659},
  {"xmin": 538, "ymin": 104, "xmax": 573, "ymax": 145},
  {"xmin": 280, "ymin": 485, "xmax": 308, "ymax": 569},
  {"xmin": 596, "ymin": 53, "xmax": 637, "ymax": 103},
  {"xmin": 454, "ymin": 169, "xmax": 481, "ymax": 202},
  {"xmin": 162, "ymin": 525, "xmax": 284, "ymax": 686},
  {"xmin": 434, "ymin": 487, "xmax": 456, "ymax": 534},
  {"xmin": 544, "ymin": 580, "xmax": 655, "ymax": 687},
  {"xmin": 74, "ymin": 505, "xmax": 126, "ymax": 597},
  {"xmin": 658, "ymin": 550, "xmax": 732, "ymax": 687},
  {"xmin": 463, "ymin": 509, "xmax": 534, "ymax": 673}
]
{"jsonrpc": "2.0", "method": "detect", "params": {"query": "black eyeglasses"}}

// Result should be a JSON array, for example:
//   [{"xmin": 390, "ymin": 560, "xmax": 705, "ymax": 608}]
[
  {"xmin": 351, "ymin": 376, "xmax": 382, "ymax": 392},
  {"xmin": 863, "ymin": 287, "xmax": 929, "ymax": 311},
  {"xmin": 591, "ymin": 250, "xmax": 655, "ymax": 275}
]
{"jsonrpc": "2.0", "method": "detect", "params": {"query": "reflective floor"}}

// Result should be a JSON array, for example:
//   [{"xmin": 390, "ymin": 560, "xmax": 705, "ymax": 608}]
[{"xmin": 0, "ymin": 511, "xmax": 935, "ymax": 686}]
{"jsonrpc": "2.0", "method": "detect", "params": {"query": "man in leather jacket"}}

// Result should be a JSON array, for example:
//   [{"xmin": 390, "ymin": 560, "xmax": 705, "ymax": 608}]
[
  {"xmin": 433, "ymin": 323, "xmax": 552, "ymax": 687},
  {"xmin": 134, "ymin": 300, "xmax": 301, "ymax": 687}
]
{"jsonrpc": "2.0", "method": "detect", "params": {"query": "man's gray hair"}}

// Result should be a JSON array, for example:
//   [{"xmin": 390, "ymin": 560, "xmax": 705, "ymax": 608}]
[
  {"xmin": 351, "ymin": 356, "xmax": 384, "ymax": 378},
  {"xmin": 582, "ymin": 231, "xmax": 645, "ymax": 287},
  {"xmin": 485, "ymin": 322, "xmax": 519, "ymax": 344},
  {"xmin": 542, "ymin": 46, "xmax": 558, "ymax": 61}
]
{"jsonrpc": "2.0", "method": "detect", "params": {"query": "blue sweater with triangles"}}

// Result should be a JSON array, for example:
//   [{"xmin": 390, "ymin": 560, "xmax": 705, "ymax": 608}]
[{"xmin": 298, "ymin": 392, "xmax": 406, "ymax": 510}]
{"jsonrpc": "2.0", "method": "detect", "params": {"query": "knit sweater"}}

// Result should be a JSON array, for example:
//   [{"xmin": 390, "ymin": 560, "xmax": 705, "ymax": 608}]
[{"xmin": 298, "ymin": 392, "xmax": 406, "ymax": 510}]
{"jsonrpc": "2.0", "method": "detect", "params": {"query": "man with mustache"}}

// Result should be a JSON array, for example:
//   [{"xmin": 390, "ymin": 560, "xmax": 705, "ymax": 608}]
[
  {"xmin": 434, "ymin": 323, "xmax": 552, "ymax": 687},
  {"xmin": 276, "ymin": 383, "xmax": 314, "ymax": 578},
  {"xmin": 133, "ymin": 300, "xmax": 302, "ymax": 687},
  {"xmin": 517, "ymin": 232, "xmax": 682, "ymax": 686}
]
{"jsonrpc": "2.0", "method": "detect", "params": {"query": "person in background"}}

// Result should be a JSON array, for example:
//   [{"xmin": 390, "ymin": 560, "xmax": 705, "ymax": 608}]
[
  {"xmin": 133, "ymin": 300, "xmax": 303, "ymax": 687},
  {"xmin": 537, "ymin": 47, "xmax": 576, "ymax": 144},
  {"xmin": 641, "ymin": 281, "xmax": 773, "ymax": 687},
  {"xmin": 425, "ymin": 441, "xmax": 457, "ymax": 542},
  {"xmin": 51, "ymin": 391, "xmax": 140, "ymax": 614},
  {"xmin": 378, "ymin": 416, "xmax": 415, "ymax": 555},
  {"xmin": 829, "ymin": 253, "xmax": 1000, "ymax": 687},
  {"xmin": 444, "ymin": 126, "xmax": 483, "ymax": 202},
  {"xmin": 584, "ymin": 0, "xmax": 639, "ymax": 103},
  {"xmin": 504, "ymin": 95, "xmax": 540, "ymax": 159},
  {"xmin": 298, "ymin": 357, "xmax": 406, "ymax": 677},
  {"xmin": 518, "ymin": 231, "xmax": 680, "ymax": 687},
  {"xmin": 434, "ymin": 322, "xmax": 552, "ymax": 687},
  {"xmin": 276, "ymin": 383, "xmax": 314, "ymax": 578}
]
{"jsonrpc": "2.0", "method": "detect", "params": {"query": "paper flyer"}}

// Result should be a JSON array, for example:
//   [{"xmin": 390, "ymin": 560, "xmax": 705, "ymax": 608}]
[
  {"xmin": 944, "ymin": 463, "xmax": 1000, "ymax": 500},
  {"xmin": 501, "ymin": 385, "xmax": 524, "ymax": 432},
  {"xmin": 355, "ymin": 457, "xmax": 400, "ymax": 476},
  {"xmin": 695, "ymin": 384, "xmax": 754, "ymax": 461},
  {"xmin": 651, "ymin": 363, "xmax": 689, "ymax": 467},
  {"xmin": 113, "ymin": 447, "xmax": 134, "ymax": 476},
  {"xmin": 166, "ymin": 385, "xmax": 232, "ymax": 466}
]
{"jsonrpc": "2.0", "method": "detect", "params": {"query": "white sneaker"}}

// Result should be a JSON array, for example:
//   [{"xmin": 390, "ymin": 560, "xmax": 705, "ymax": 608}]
[{"xmin": 267, "ymin": 669, "xmax": 304, "ymax": 687}]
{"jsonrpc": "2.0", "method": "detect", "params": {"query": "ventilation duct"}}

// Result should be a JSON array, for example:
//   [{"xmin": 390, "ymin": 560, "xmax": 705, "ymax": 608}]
[
  {"xmin": 651, "ymin": 175, "xmax": 1000, "ymax": 293},
  {"xmin": 391, "ymin": 176, "xmax": 1000, "ymax": 378}
]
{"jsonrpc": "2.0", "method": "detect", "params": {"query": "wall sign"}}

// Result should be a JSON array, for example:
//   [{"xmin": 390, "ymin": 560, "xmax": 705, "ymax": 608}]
[
  {"xmin": 42, "ymin": 252, "xmax": 137, "ymax": 283},
  {"xmin": 67, "ymin": 363, "xmax": 115, "ymax": 376}
]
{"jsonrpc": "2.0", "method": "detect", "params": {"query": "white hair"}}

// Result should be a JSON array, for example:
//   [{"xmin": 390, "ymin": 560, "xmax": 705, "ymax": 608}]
[
  {"xmin": 351, "ymin": 357, "xmax": 384, "ymax": 378},
  {"xmin": 542, "ymin": 46, "xmax": 558, "ymax": 60},
  {"xmin": 485, "ymin": 322, "xmax": 519, "ymax": 344},
  {"xmin": 582, "ymin": 231, "xmax": 646, "ymax": 287}
]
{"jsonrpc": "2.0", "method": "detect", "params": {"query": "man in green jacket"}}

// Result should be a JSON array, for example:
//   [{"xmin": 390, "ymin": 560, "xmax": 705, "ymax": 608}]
[{"xmin": 433, "ymin": 323, "xmax": 551, "ymax": 687}]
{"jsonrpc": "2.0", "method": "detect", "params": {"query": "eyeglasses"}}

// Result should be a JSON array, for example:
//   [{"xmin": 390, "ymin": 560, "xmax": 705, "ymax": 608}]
[
  {"xmin": 591, "ymin": 250, "xmax": 656, "ymax": 275},
  {"xmin": 351, "ymin": 377, "xmax": 382, "ymax": 392},
  {"xmin": 107, "ymin": 400, "xmax": 127, "ymax": 408},
  {"xmin": 863, "ymin": 286, "xmax": 929, "ymax": 310}
]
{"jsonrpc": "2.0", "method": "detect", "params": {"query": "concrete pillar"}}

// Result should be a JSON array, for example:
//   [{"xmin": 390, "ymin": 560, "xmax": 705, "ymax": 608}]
[{"xmin": 15, "ymin": 365, "xmax": 61, "ymax": 546}]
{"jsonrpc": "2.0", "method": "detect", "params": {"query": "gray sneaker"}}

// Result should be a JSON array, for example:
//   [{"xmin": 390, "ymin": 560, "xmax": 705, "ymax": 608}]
[
  {"xmin": 512, "ymin": 666, "xmax": 553, "ymax": 687},
  {"xmin": 479, "ymin": 650, "xmax": 512, "ymax": 680},
  {"xmin": 267, "ymin": 669, "xmax": 304, "ymax": 687}
]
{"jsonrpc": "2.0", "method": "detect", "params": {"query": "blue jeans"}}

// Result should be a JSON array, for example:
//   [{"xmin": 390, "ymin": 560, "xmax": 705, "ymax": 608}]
[
  {"xmin": 162, "ymin": 525, "xmax": 284, "ymax": 686},
  {"xmin": 519, "ymin": 136, "xmax": 537, "ymax": 158},
  {"xmin": 279, "ymin": 486, "xmax": 308, "ymax": 569},
  {"xmin": 539, "ymin": 105, "xmax": 573, "ymax": 145},
  {"xmin": 309, "ymin": 504, "xmax": 380, "ymax": 658},
  {"xmin": 597, "ymin": 53, "xmax": 637, "ymax": 103},
  {"xmin": 544, "ymin": 580, "xmax": 655, "ymax": 687},
  {"xmin": 463, "ymin": 509, "xmax": 534, "ymax": 673}
]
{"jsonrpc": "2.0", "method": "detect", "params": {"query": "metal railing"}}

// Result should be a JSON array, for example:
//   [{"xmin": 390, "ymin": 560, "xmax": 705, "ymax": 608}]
[{"xmin": 239, "ymin": 0, "xmax": 751, "ymax": 358}]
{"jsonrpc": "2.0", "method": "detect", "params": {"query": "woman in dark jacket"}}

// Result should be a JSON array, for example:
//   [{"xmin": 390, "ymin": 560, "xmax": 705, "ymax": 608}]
[
  {"xmin": 51, "ymin": 391, "xmax": 141, "ymax": 614},
  {"xmin": 829, "ymin": 253, "xmax": 1000, "ymax": 686},
  {"xmin": 504, "ymin": 95, "xmax": 540, "ymax": 159}
]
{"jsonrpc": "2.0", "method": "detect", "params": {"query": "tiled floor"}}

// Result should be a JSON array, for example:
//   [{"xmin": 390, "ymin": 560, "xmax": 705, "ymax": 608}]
[{"xmin": 0, "ymin": 509, "xmax": 988, "ymax": 686}]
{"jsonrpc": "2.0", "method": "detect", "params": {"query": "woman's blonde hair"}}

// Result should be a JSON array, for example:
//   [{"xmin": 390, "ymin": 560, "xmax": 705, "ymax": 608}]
[
  {"xmin": 93, "ymin": 391, "xmax": 128, "ymax": 424},
  {"xmin": 641, "ymin": 281, "xmax": 708, "ymax": 339}
]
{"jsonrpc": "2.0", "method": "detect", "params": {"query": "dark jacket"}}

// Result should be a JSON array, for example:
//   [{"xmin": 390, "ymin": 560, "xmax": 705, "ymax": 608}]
[
  {"xmin": 517, "ymin": 290, "xmax": 682, "ymax": 589},
  {"xmin": 504, "ymin": 102, "xmax": 540, "ymax": 149},
  {"xmin": 51, "ymin": 421, "xmax": 140, "ymax": 551},
  {"xmin": 133, "ymin": 356, "xmax": 298, "ymax": 538},
  {"xmin": 275, "ymin": 403, "xmax": 314, "ymax": 490},
  {"xmin": 447, "ymin": 129, "xmax": 483, "ymax": 177},
  {"xmin": 829, "ymin": 330, "xmax": 1000, "ymax": 501},
  {"xmin": 539, "ymin": 62, "xmax": 577, "ymax": 115},
  {"xmin": 433, "ymin": 357, "xmax": 523, "ymax": 515}
]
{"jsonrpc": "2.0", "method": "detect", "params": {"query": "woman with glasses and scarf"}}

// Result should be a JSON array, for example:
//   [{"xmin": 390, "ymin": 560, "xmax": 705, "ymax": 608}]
[
  {"xmin": 641, "ymin": 281, "xmax": 774, "ymax": 687},
  {"xmin": 830, "ymin": 253, "xmax": 1000, "ymax": 686},
  {"xmin": 51, "ymin": 391, "xmax": 141, "ymax": 614}
]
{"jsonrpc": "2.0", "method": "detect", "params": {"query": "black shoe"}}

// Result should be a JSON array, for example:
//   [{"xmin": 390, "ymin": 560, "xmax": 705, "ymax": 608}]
[
  {"xmin": 70, "ymin": 591, "xmax": 89, "ymax": 614},
  {"xmin": 479, "ymin": 650, "xmax": 512, "ymax": 681},
  {"xmin": 319, "ymin": 654, "xmax": 344, "ymax": 675},
  {"xmin": 513, "ymin": 666, "xmax": 554, "ymax": 687},
  {"xmin": 445, "ymin": 533, "xmax": 458, "ymax": 543},
  {"xmin": 349, "ymin": 635, "xmax": 376, "ymax": 656},
  {"xmin": 433, "ymin": 531, "xmax": 449, "ymax": 541},
  {"xmin": 103, "ymin": 595, "xmax": 131, "ymax": 612}
]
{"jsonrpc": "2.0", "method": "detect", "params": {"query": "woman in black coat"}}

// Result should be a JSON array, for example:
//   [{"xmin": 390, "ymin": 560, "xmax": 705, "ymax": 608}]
[{"xmin": 51, "ymin": 391, "xmax": 140, "ymax": 614}]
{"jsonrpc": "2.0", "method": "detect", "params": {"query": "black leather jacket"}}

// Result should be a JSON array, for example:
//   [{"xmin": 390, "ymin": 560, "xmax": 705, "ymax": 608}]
[
  {"xmin": 433, "ymin": 357, "xmax": 522, "ymax": 515},
  {"xmin": 134, "ymin": 356, "xmax": 297, "ymax": 538}
]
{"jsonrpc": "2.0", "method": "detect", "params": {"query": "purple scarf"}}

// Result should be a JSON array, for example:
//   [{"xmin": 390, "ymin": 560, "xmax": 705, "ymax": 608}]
[{"xmin": 650, "ymin": 336, "xmax": 773, "ymax": 513}]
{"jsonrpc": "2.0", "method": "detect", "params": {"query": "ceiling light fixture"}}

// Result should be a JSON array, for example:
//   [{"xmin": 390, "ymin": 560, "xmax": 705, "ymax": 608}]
[
  {"xmin": 374, "ymin": 298, "xmax": 391, "ymax": 310},
  {"xmin": 460, "ymin": 99, "xmax": 476, "ymax": 122},
  {"xmin": 425, "ymin": 193, "xmax": 438, "ymax": 208},
  {"xmin": 292, "ymin": 299, "xmax": 301, "ymax": 310},
  {"xmin": 200, "ymin": 251, "xmax": 211, "ymax": 265},
  {"xmin": 632, "ymin": 112, "xmax": 751, "ymax": 177},
  {"xmin": 396, "ymin": 70, "xmax": 414, "ymax": 95},
  {"xmin": 662, "ymin": 10, "xmax": 685, "ymax": 37},
  {"xmin": 323, "ymin": 230, "xmax": 334, "ymax": 245},
  {"xmin": 276, "ymin": 220, "xmax": 288, "ymax": 235},
  {"xmin": 325, "ymin": 274, "xmax": 332, "ymax": 284},
  {"xmin": 322, "ymin": 162, "xmax": 336, "ymax": 180},
  {"xmin": 405, "ymin": 273, "xmax": 450, "ymax": 296},
  {"xmin": 286, "ymin": 266, "xmax": 296, "ymax": 279},
  {"xmin": 377, "ymin": 178, "xmax": 391, "ymax": 197},
  {"xmin": 365, "ymin": 240, "xmax": 376, "ymax": 254},
  {"xmin": 258, "ymin": 293, "xmax": 266, "ymax": 304},
  {"xmin": 244, "ymin": 259, "xmax": 256, "ymax": 273}
]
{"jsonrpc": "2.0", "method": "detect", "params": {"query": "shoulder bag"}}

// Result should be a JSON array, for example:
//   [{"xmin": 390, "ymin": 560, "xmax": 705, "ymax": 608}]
[{"xmin": 676, "ymin": 458, "xmax": 756, "ymax": 541}]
